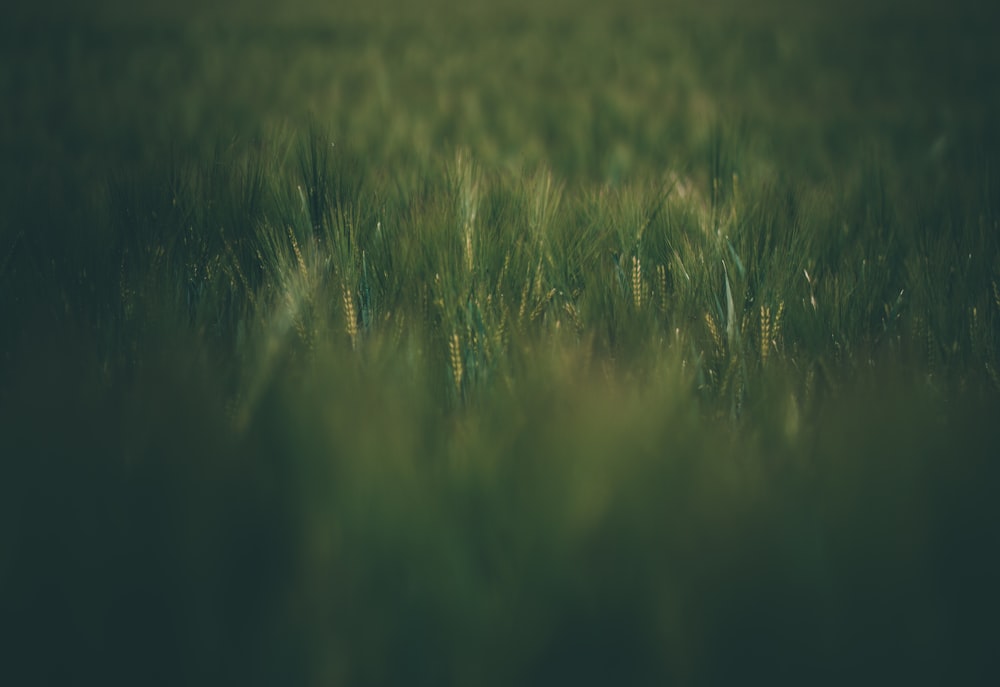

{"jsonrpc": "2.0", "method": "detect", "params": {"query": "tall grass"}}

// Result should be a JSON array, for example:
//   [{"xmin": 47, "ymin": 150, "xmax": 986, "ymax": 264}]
[{"xmin": 1, "ymin": 0, "xmax": 999, "ymax": 684}]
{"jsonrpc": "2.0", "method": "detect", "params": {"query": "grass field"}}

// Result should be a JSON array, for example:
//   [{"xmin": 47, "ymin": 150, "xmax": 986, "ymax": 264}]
[{"xmin": 2, "ymin": 0, "xmax": 999, "ymax": 684}]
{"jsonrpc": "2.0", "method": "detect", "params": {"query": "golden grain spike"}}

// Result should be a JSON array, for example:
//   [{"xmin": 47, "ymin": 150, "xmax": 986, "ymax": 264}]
[
  {"xmin": 287, "ymin": 226, "xmax": 308, "ymax": 277},
  {"xmin": 342, "ymin": 283, "xmax": 358, "ymax": 350},
  {"xmin": 705, "ymin": 312, "xmax": 723, "ymax": 358},
  {"xmin": 631, "ymin": 255, "xmax": 642, "ymax": 309},
  {"xmin": 449, "ymin": 332, "xmax": 464, "ymax": 394},
  {"xmin": 530, "ymin": 288, "xmax": 556, "ymax": 321},
  {"xmin": 760, "ymin": 305, "xmax": 771, "ymax": 365},
  {"xmin": 464, "ymin": 227, "xmax": 474, "ymax": 274},
  {"xmin": 657, "ymin": 264, "xmax": 667, "ymax": 313},
  {"xmin": 518, "ymin": 278, "xmax": 530, "ymax": 323}
]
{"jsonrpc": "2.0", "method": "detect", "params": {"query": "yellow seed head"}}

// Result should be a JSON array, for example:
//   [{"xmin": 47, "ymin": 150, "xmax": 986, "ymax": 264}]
[
  {"xmin": 288, "ymin": 227, "xmax": 308, "ymax": 278},
  {"xmin": 631, "ymin": 255, "xmax": 642, "ymax": 309},
  {"xmin": 563, "ymin": 301, "xmax": 584, "ymax": 334},
  {"xmin": 760, "ymin": 305, "xmax": 772, "ymax": 365},
  {"xmin": 705, "ymin": 312, "xmax": 723, "ymax": 357},
  {"xmin": 449, "ymin": 332, "xmax": 463, "ymax": 393},
  {"xmin": 530, "ymin": 288, "xmax": 556, "ymax": 321},
  {"xmin": 657, "ymin": 264, "xmax": 667, "ymax": 313},
  {"xmin": 518, "ymin": 279, "xmax": 530, "ymax": 322},
  {"xmin": 342, "ymin": 284, "xmax": 358, "ymax": 350},
  {"xmin": 464, "ymin": 226, "xmax": 474, "ymax": 273},
  {"xmin": 497, "ymin": 252, "xmax": 510, "ymax": 293}
]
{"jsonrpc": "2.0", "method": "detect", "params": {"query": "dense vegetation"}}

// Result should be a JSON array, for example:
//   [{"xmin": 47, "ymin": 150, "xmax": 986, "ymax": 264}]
[{"xmin": 2, "ymin": 1, "xmax": 998, "ymax": 684}]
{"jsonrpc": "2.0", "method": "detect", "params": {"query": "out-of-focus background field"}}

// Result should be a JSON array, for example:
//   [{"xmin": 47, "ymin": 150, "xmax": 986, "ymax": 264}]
[{"xmin": 2, "ymin": 1, "xmax": 999, "ymax": 685}]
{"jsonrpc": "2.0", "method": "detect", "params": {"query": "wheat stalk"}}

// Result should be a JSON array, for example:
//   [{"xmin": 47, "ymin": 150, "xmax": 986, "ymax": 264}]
[
  {"xmin": 287, "ymin": 226, "xmax": 308, "ymax": 279},
  {"xmin": 464, "ymin": 225, "xmax": 474, "ymax": 274},
  {"xmin": 657, "ymin": 264, "xmax": 667, "ymax": 313},
  {"xmin": 705, "ymin": 312, "xmax": 724, "ymax": 359},
  {"xmin": 449, "ymin": 332, "xmax": 464, "ymax": 394},
  {"xmin": 631, "ymin": 255, "xmax": 642, "ymax": 309},
  {"xmin": 530, "ymin": 288, "xmax": 556, "ymax": 321},
  {"xmin": 773, "ymin": 301, "xmax": 784, "ymax": 352},
  {"xmin": 563, "ymin": 301, "xmax": 584, "ymax": 334},
  {"xmin": 760, "ymin": 305, "xmax": 772, "ymax": 364},
  {"xmin": 342, "ymin": 283, "xmax": 358, "ymax": 350},
  {"xmin": 518, "ymin": 278, "xmax": 530, "ymax": 323}
]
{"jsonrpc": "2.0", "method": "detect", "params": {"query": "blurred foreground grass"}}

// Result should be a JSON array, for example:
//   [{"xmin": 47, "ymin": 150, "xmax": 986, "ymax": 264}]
[
  {"xmin": 4, "ymin": 343, "xmax": 999, "ymax": 685},
  {"xmin": 1, "ymin": 0, "xmax": 999, "ymax": 684}
]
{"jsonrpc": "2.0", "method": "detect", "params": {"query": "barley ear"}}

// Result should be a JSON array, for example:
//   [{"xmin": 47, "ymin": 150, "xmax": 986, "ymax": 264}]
[
  {"xmin": 772, "ymin": 301, "xmax": 785, "ymax": 359},
  {"xmin": 631, "ymin": 255, "xmax": 642, "ymax": 309},
  {"xmin": 759, "ymin": 305, "xmax": 771, "ymax": 365},
  {"xmin": 449, "ymin": 332, "xmax": 464, "ymax": 394},
  {"xmin": 342, "ymin": 283, "xmax": 358, "ymax": 350},
  {"xmin": 288, "ymin": 226, "xmax": 308, "ymax": 278},
  {"xmin": 657, "ymin": 264, "xmax": 668, "ymax": 313},
  {"xmin": 705, "ymin": 312, "xmax": 724, "ymax": 359}
]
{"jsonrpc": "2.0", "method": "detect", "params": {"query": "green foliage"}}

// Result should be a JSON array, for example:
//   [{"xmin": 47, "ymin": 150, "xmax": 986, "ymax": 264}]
[{"xmin": 2, "ymin": 0, "xmax": 999, "ymax": 684}]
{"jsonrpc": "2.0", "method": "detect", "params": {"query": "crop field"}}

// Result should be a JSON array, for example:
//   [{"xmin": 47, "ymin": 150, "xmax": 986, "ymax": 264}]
[{"xmin": 2, "ymin": 0, "xmax": 999, "ymax": 684}]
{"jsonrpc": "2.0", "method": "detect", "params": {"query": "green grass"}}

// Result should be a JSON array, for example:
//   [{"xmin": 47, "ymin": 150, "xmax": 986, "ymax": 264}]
[{"xmin": 2, "ymin": 0, "xmax": 999, "ymax": 685}]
